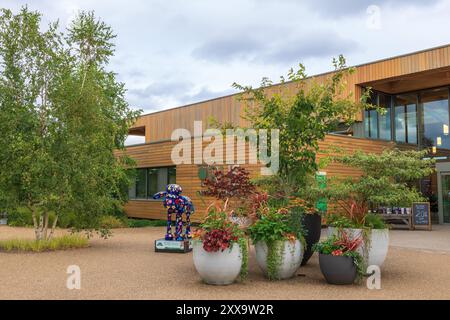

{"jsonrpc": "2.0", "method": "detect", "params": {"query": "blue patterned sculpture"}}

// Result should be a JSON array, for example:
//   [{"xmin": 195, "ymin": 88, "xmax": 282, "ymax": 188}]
[{"xmin": 153, "ymin": 184, "xmax": 195, "ymax": 241}]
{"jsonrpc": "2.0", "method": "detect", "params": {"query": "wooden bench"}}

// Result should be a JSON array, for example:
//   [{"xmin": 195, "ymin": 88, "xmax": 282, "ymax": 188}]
[{"xmin": 378, "ymin": 214, "xmax": 413, "ymax": 230}]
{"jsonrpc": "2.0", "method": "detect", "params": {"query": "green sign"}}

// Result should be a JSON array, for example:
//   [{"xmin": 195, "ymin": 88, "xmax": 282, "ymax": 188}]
[{"xmin": 315, "ymin": 172, "xmax": 327, "ymax": 213}]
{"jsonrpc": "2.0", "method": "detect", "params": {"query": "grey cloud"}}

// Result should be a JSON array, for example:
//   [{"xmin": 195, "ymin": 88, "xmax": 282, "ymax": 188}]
[
  {"xmin": 8, "ymin": 0, "xmax": 448, "ymax": 113},
  {"xmin": 188, "ymin": 86, "xmax": 235, "ymax": 103},
  {"xmin": 302, "ymin": 0, "xmax": 442, "ymax": 17},
  {"xmin": 192, "ymin": 36, "xmax": 264, "ymax": 62},
  {"xmin": 261, "ymin": 33, "xmax": 359, "ymax": 64},
  {"xmin": 128, "ymin": 80, "xmax": 191, "ymax": 99},
  {"xmin": 191, "ymin": 31, "xmax": 359, "ymax": 65},
  {"xmin": 127, "ymin": 80, "xmax": 236, "ymax": 112}
]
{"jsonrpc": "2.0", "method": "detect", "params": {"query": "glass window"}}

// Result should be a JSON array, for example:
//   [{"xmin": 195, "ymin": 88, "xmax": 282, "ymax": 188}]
[
  {"xmin": 421, "ymin": 88, "xmax": 449, "ymax": 150},
  {"xmin": 147, "ymin": 169, "xmax": 158, "ymax": 197},
  {"xmin": 394, "ymin": 94, "xmax": 418, "ymax": 144},
  {"xmin": 129, "ymin": 166, "xmax": 177, "ymax": 200},
  {"xmin": 378, "ymin": 94, "xmax": 392, "ymax": 140},
  {"xmin": 364, "ymin": 110, "xmax": 370, "ymax": 138},
  {"xmin": 135, "ymin": 169, "xmax": 147, "ymax": 199},
  {"xmin": 369, "ymin": 109, "xmax": 378, "ymax": 138},
  {"xmin": 168, "ymin": 167, "xmax": 176, "ymax": 184},
  {"xmin": 406, "ymin": 104, "xmax": 418, "ymax": 144},
  {"xmin": 363, "ymin": 91, "xmax": 392, "ymax": 140},
  {"xmin": 394, "ymin": 105, "xmax": 406, "ymax": 143},
  {"xmin": 157, "ymin": 168, "xmax": 168, "ymax": 193}
]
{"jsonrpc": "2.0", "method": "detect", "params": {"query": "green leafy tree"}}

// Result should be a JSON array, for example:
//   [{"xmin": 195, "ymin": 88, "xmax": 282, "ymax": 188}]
[
  {"xmin": 0, "ymin": 7, "xmax": 141, "ymax": 240},
  {"xmin": 315, "ymin": 149, "xmax": 435, "ymax": 225},
  {"xmin": 233, "ymin": 56, "xmax": 372, "ymax": 190}
]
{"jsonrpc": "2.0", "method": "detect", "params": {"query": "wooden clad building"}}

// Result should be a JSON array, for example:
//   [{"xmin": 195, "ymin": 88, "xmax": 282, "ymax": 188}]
[{"xmin": 121, "ymin": 45, "xmax": 450, "ymax": 224}]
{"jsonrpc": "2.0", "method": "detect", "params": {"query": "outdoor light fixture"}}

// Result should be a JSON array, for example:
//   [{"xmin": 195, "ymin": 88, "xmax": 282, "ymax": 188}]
[
  {"xmin": 437, "ymin": 137, "xmax": 442, "ymax": 146},
  {"xmin": 432, "ymin": 146, "xmax": 437, "ymax": 154},
  {"xmin": 444, "ymin": 124, "xmax": 449, "ymax": 136}
]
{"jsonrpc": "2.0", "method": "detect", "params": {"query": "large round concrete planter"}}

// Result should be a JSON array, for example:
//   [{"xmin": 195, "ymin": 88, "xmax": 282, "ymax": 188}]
[
  {"xmin": 319, "ymin": 254, "xmax": 357, "ymax": 285},
  {"xmin": 327, "ymin": 227, "xmax": 389, "ymax": 267},
  {"xmin": 193, "ymin": 241, "xmax": 242, "ymax": 285},
  {"xmin": 255, "ymin": 240, "xmax": 303, "ymax": 280}
]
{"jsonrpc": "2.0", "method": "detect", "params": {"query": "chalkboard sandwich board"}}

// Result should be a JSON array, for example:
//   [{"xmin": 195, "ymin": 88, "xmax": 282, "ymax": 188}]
[{"xmin": 412, "ymin": 202, "xmax": 432, "ymax": 231}]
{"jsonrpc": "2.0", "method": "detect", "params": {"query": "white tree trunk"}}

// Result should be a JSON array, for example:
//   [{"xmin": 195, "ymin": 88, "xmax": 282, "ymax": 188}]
[{"xmin": 48, "ymin": 214, "xmax": 59, "ymax": 240}]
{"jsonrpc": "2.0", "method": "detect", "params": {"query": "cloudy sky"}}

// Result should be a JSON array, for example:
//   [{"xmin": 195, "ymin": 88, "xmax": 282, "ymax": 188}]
[{"xmin": 4, "ymin": 0, "xmax": 450, "ymax": 115}]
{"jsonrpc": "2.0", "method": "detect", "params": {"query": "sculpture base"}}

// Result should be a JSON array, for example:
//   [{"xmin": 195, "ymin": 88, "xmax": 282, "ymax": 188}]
[{"xmin": 155, "ymin": 238, "xmax": 192, "ymax": 253}]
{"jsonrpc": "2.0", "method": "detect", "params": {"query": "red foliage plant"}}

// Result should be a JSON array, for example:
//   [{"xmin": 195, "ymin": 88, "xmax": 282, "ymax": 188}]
[
  {"xmin": 201, "ymin": 228, "xmax": 238, "ymax": 252},
  {"xmin": 201, "ymin": 166, "xmax": 256, "ymax": 201},
  {"xmin": 332, "ymin": 230, "xmax": 363, "ymax": 256}
]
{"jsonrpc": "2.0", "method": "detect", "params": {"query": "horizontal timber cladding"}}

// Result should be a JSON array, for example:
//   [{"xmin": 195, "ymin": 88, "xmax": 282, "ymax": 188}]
[
  {"xmin": 119, "ymin": 134, "xmax": 396, "ymax": 222},
  {"xmin": 130, "ymin": 45, "xmax": 450, "ymax": 143}
]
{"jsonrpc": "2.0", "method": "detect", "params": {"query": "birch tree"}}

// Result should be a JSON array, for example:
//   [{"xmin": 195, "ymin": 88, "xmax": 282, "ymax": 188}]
[{"xmin": 0, "ymin": 7, "xmax": 140, "ymax": 240}]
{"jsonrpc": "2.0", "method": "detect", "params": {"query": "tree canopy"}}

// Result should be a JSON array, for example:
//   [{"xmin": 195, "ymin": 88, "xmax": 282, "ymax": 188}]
[
  {"xmin": 233, "ymin": 56, "xmax": 372, "ymax": 189},
  {"xmin": 0, "ymin": 7, "xmax": 141, "ymax": 240}
]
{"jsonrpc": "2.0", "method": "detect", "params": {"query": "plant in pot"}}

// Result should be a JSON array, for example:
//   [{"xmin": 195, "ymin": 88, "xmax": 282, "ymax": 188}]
[
  {"xmin": 288, "ymin": 194, "xmax": 323, "ymax": 266},
  {"xmin": 253, "ymin": 175, "xmax": 323, "ymax": 266},
  {"xmin": 318, "ymin": 148, "xmax": 435, "ymax": 267},
  {"xmin": 249, "ymin": 204, "xmax": 305, "ymax": 280},
  {"xmin": 192, "ymin": 200, "xmax": 248, "ymax": 285},
  {"xmin": 313, "ymin": 230, "xmax": 365, "ymax": 285},
  {"xmin": 212, "ymin": 58, "xmax": 373, "ymax": 267}
]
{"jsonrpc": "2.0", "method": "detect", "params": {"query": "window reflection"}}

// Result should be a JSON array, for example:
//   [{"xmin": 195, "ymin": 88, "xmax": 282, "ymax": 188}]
[
  {"xmin": 135, "ymin": 168, "xmax": 147, "ymax": 199},
  {"xmin": 369, "ymin": 109, "xmax": 378, "ymax": 138},
  {"xmin": 421, "ymin": 88, "xmax": 449, "ymax": 150},
  {"xmin": 361, "ymin": 87, "xmax": 450, "ymax": 150},
  {"xmin": 363, "ymin": 92, "xmax": 391, "ymax": 140},
  {"xmin": 129, "ymin": 167, "xmax": 177, "ymax": 200},
  {"xmin": 394, "ymin": 94, "xmax": 417, "ymax": 144},
  {"xmin": 378, "ymin": 94, "xmax": 392, "ymax": 140},
  {"xmin": 406, "ymin": 104, "xmax": 417, "ymax": 144},
  {"xmin": 394, "ymin": 105, "xmax": 406, "ymax": 143}
]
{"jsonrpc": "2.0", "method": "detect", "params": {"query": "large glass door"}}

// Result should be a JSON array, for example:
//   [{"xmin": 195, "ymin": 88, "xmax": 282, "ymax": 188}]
[{"xmin": 441, "ymin": 173, "xmax": 450, "ymax": 223}]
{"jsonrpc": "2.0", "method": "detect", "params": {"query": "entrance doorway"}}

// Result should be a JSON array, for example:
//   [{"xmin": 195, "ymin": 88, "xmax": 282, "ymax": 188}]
[
  {"xmin": 441, "ymin": 173, "xmax": 450, "ymax": 223},
  {"xmin": 437, "ymin": 162, "xmax": 450, "ymax": 224}
]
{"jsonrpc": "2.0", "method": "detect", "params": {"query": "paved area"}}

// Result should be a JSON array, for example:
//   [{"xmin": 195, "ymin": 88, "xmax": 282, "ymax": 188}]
[
  {"xmin": 389, "ymin": 225, "xmax": 450, "ymax": 253},
  {"xmin": 1, "ymin": 225, "xmax": 450, "ymax": 300}
]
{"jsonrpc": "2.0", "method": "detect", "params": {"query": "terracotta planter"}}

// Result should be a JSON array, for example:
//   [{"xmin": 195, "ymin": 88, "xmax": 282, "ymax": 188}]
[
  {"xmin": 319, "ymin": 254, "xmax": 357, "ymax": 285},
  {"xmin": 193, "ymin": 241, "xmax": 243, "ymax": 285},
  {"xmin": 327, "ymin": 227, "xmax": 389, "ymax": 267},
  {"xmin": 255, "ymin": 240, "xmax": 302, "ymax": 280},
  {"xmin": 301, "ymin": 213, "xmax": 322, "ymax": 266}
]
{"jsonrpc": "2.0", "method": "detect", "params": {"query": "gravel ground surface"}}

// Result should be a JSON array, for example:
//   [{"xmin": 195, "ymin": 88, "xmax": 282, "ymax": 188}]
[{"xmin": 1, "ymin": 225, "xmax": 450, "ymax": 300}]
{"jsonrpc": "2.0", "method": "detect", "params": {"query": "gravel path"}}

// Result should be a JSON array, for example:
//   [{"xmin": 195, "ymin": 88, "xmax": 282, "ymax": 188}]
[{"xmin": 1, "ymin": 226, "xmax": 450, "ymax": 300}]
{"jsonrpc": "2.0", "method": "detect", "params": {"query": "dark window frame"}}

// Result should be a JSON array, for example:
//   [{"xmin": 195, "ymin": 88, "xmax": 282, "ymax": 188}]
[
  {"xmin": 129, "ymin": 166, "xmax": 177, "ymax": 201},
  {"xmin": 364, "ymin": 91, "xmax": 392, "ymax": 141}
]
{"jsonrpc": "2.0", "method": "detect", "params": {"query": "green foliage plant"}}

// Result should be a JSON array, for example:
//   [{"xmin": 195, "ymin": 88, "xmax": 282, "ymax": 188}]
[
  {"xmin": 232, "ymin": 56, "xmax": 373, "ymax": 190},
  {"xmin": 249, "ymin": 206, "xmax": 305, "ymax": 280},
  {"xmin": 317, "ymin": 149, "xmax": 435, "ymax": 227}
]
